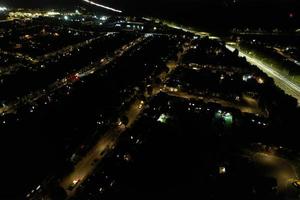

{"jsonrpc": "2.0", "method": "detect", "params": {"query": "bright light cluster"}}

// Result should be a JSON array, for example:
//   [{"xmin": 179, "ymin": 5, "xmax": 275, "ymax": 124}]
[
  {"xmin": 82, "ymin": 0, "xmax": 122, "ymax": 13},
  {"xmin": 46, "ymin": 11, "xmax": 60, "ymax": 16},
  {"xmin": 0, "ymin": 6, "xmax": 8, "ymax": 11}
]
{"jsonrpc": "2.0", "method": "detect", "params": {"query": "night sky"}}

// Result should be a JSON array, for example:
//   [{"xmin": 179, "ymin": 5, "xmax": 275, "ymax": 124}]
[
  {"xmin": 1, "ymin": 1, "xmax": 299, "ymax": 35},
  {"xmin": 1, "ymin": 1, "xmax": 299, "ymax": 31},
  {"xmin": 1, "ymin": 0, "xmax": 299, "ymax": 8}
]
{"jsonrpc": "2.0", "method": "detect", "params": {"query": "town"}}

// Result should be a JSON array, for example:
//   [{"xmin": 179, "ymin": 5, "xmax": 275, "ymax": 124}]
[{"xmin": 1, "ymin": 5, "xmax": 300, "ymax": 200}]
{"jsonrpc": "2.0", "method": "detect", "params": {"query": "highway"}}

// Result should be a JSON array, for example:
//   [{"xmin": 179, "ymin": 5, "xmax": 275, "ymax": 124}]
[
  {"xmin": 39, "ymin": 34, "xmax": 111, "ymax": 60},
  {"xmin": 0, "ymin": 49, "xmax": 38, "ymax": 64},
  {"xmin": 273, "ymin": 47, "xmax": 300, "ymax": 67},
  {"xmin": 159, "ymin": 18, "xmax": 300, "ymax": 105},
  {"xmin": 156, "ymin": 86, "xmax": 266, "ymax": 116},
  {"xmin": 161, "ymin": 39, "xmax": 266, "ymax": 116},
  {"xmin": 158, "ymin": 19, "xmax": 221, "ymax": 41},
  {"xmin": 226, "ymin": 45, "xmax": 300, "ymax": 105}
]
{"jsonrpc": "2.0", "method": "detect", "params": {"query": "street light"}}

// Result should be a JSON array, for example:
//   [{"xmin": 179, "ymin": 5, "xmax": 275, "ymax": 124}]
[
  {"xmin": 219, "ymin": 166, "xmax": 226, "ymax": 174},
  {"xmin": 0, "ymin": 6, "xmax": 7, "ymax": 11}
]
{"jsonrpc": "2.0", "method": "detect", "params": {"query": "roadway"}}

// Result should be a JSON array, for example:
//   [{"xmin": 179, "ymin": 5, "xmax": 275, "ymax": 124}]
[
  {"xmin": 158, "ymin": 19, "xmax": 221, "ymax": 41},
  {"xmin": 39, "ymin": 34, "xmax": 109, "ymax": 60},
  {"xmin": 0, "ymin": 36, "xmax": 146, "ymax": 116},
  {"xmin": 156, "ymin": 86, "xmax": 266, "ymax": 116},
  {"xmin": 60, "ymin": 100, "xmax": 143, "ymax": 197},
  {"xmin": 243, "ymin": 146, "xmax": 300, "ymax": 198},
  {"xmin": 226, "ymin": 45, "xmax": 300, "ymax": 105},
  {"xmin": 0, "ymin": 32, "xmax": 113, "ymax": 77}
]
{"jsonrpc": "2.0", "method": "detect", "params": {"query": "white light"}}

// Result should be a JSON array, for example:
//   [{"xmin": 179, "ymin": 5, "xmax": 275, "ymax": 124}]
[
  {"xmin": 83, "ymin": 0, "xmax": 122, "ymax": 13},
  {"xmin": 36, "ymin": 185, "xmax": 41, "ymax": 191},
  {"xmin": 0, "ymin": 7, "xmax": 7, "ymax": 11},
  {"xmin": 100, "ymin": 16, "xmax": 108, "ymax": 21},
  {"xmin": 64, "ymin": 16, "xmax": 69, "ymax": 20},
  {"xmin": 219, "ymin": 166, "xmax": 226, "ymax": 174},
  {"xmin": 46, "ymin": 11, "xmax": 60, "ymax": 16}
]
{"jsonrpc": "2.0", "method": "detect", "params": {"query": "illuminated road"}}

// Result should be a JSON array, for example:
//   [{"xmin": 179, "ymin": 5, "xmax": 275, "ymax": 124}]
[
  {"xmin": 60, "ymin": 100, "xmax": 143, "ymax": 197},
  {"xmin": 0, "ymin": 36, "xmax": 146, "ymax": 115},
  {"xmin": 226, "ymin": 45, "xmax": 300, "ymax": 105},
  {"xmin": 158, "ymin": 19, "xmax": 221, "ymax": 41},
  {"xmin": 0, "ymin": 49, "xmax": 38, "ymax": 64},
  {"xmin": 274, "ymin": 47, "xmax": 300, "ymax": 67},
  {"xmin": 157, "ymin": 86, "xmax": 266, "ymax": 116},
  {"xmin": 158, "ymin": 19, "xmax": 300, "ymax": 104},
  {"xmin": 254, "ymin": 152, "xmax": 298, "ymax": 193},
  {"xmin": 59, "ymin": 94, "xmax": 145, "ymax": 197},
  {"xmin": 0, "ymin": 33, "xmax": 112, "ymax": 77},
  {"xmin": 243, "ymin": 146, "xmax": 300, "ymax": 198}
]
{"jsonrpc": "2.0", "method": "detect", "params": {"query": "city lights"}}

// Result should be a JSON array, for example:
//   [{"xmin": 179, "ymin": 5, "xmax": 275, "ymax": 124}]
[{"xmin": 1, "ymin": 2, "xmax": 300, "ymax": 200}]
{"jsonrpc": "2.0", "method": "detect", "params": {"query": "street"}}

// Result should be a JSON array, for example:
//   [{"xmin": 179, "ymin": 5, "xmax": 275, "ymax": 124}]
[
  {"xmin": 60, "ymin": 100, "xmax": 143, "ymax": 197},
  {"xmin": 0, "ymin": 36, "xmax": 146, "ymax": 116}
]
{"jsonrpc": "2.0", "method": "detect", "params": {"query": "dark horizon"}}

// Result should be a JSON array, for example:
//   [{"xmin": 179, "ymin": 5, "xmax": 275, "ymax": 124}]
[
  {"xmin": 1, "ymin": 0, "xmax": 300, "ymax": 10},
  {"xmin": 1, "ymin": 0, "xmax": 300, "ymax": 31}
]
